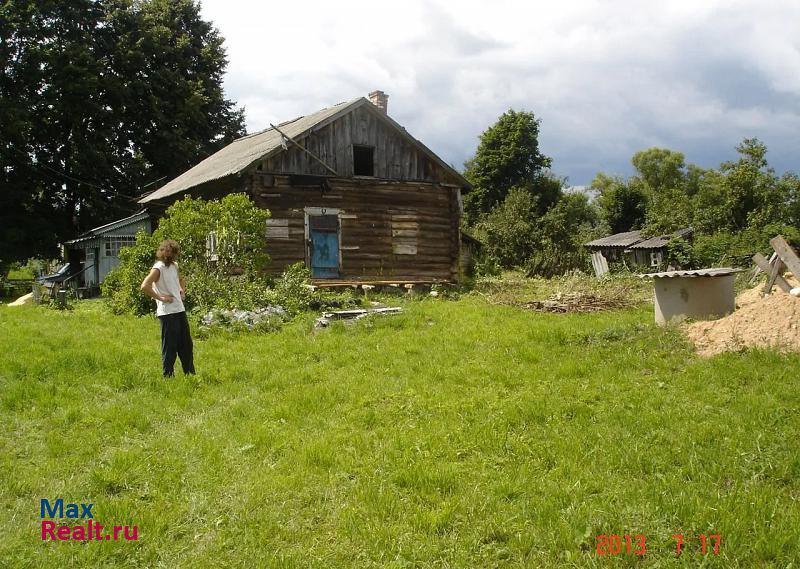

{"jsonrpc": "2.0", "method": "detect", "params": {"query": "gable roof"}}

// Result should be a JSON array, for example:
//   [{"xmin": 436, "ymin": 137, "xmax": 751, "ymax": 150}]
[
  {"xmin": 64, "ymin": 210, "xmax": 150, "ymax": 245},
  {"xmin": 628, "ymin": 227, "xmax": 693, "ymax": 250},
  {"xmin": 139, "ymin": 97, "xmax": 470, "ymax": 204}
]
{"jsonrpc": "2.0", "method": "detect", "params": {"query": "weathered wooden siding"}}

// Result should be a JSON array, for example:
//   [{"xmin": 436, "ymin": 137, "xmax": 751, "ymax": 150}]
[
  {"xmin": 259, "ymin": 105, "xmax": 454, "ymax": 183},
  {"xmin": 250, "ymin": 174, "xmax": 460, "ymax": 281}
]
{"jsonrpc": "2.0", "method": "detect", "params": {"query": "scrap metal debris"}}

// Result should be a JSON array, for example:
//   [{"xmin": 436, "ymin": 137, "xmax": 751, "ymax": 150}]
[{"xmin": 315, "ymin": 307, "xmax": 402, "ymax": 328}]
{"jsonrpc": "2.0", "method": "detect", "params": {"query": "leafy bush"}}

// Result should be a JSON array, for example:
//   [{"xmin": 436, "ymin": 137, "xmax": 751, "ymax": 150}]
[
  {"xmin": 473, "ymin": 189, "xmax": 600, "ymax": 277},
  {"xmin": 103, "ymin": 194, "xmax": 270, "ymax": 315},
  {"xmin": 474, "ymin": 187, "xmax": 539, "ymax": 268},
  {"xmin": 691, "ymin": 223, "xmax": 800, "ymax": 268},
  {"xmin": 665, "ymin": 237, "xmax": 694, "ymax": 269},
  {"xmin": 272, "ymin": 263, "xmax": 316, "ymax": 314},
  {"xmin": 104, "ymin": 198, "xmax": 362, "ymax": 320}
]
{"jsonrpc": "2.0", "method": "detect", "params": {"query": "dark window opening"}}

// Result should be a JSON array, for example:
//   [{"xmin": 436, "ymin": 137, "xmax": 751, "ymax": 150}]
[{"xmin": 353, "ymin": 145, "xmax": 375, "ymax": 176}]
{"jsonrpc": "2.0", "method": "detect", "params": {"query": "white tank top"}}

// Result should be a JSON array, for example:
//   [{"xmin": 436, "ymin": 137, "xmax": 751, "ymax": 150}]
[{"xmin": 152, "ymin": 260, "xmax": 186, "ymax": 316}]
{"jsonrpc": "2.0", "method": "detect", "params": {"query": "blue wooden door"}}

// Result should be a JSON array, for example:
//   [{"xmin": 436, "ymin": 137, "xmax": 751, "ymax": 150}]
[{"xmin": 309, "ymin": 215, "xmax": 339, "ymax": 278}]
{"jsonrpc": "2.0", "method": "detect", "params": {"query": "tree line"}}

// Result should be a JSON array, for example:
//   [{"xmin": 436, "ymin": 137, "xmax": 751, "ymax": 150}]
[
  {"xmin": 464, "ymin": 111, "xmax": 800, "ymax": 275},
  {"xmin": 0, "ymin": 0, "xmax": 245, "ymax": 274}
]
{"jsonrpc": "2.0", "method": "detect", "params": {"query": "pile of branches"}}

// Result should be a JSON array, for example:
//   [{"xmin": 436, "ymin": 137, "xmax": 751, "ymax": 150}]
[{"xmin": 514, "ymin": 291, "xmax": 637, "ymax": 313}]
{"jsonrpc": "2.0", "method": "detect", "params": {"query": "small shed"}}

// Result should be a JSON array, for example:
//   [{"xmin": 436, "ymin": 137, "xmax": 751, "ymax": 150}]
[
  {"xmin": 63, "ymin": 210, "xmax": 151, "ymax": 288},
  {"xmin": 627, "ymin": 227, "xmax": 694, "ymax": 268},
  {"xmin": 584, "ymin": 230, "xmax": 642, "ymax": 263},
  {"xmin": 642, "ymin": 267, "xmax": 741, "ymax": 325},
  {"xmin": 584, "ymin": 227, "xmax": 693, "ymax": 275}
]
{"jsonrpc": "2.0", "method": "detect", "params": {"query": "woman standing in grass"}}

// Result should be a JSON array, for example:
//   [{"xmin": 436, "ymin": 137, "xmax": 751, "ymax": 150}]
[{"xmin": 140, "ymin": 239, "xmax": 195, "ymax": 377}]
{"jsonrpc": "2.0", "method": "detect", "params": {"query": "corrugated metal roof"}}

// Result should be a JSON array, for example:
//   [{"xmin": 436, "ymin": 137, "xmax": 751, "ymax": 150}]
[
  {"xmin": 139, "ymin": 97, "xmax": 471, "ymax": 204},
  {"xmin": 629, "ymin": 227, "xmax": 693, "ymax": 250},
  {"xmin": 64, "ymin": 210, "xmax": 149, "ymax": 245},
  {"xmin": 585, "ymin": 230, "xmax": 643, "ymax": 248},
  {"xmin": 641, "ymin": 267, "xmax": 743, "ymax": 278},
  {"xmin": 141, "ymin": 99, "xmax": 357, "ymax": 204}
]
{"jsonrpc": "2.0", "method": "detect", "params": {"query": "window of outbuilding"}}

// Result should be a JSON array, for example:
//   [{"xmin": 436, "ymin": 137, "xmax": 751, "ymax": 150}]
[
  {"xmin": 353, "ymin": 145, "xmax": 375, "ymax": 176},
  {"xmin": 650, "ymin": 251, "xmax": 663, "ymax": 267},
  {"xmin": 105, "ymin": 237, "xmax": 136, "ymax": 257}
]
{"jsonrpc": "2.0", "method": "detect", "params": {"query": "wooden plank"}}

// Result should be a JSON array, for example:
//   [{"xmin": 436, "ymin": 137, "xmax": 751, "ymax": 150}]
[
  {"xmin": 764, "ymin": 257, "xmax": 786, "ymax": 295},
  {"xmin": 770, "ymin": 235, "xmax": 800, "ymax": 279},
  {"xmin": 749, "ymin": 251, "xmax": 776, "ymax": 284},
  {"xmin": 265, "ymin": 218, "xmax": 290, "ymax": 239},
  {"xmin": 392, "ymin": 244, "xmax": 418, "ymax": 255},
  {"xmin": 591, "ymin": 251, "xmax": 609, "ymax": 277},
  {"xmin": 752, "ymin": 253, "xmax": 792, "ymax": 293}
]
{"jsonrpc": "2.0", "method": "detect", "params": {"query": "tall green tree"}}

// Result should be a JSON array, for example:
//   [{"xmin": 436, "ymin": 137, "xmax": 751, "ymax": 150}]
[
  {"xmin": 692, "ymin": 138, "xmax": 786, "ymax": 233},
  {"xmin": 631, "ymin": 148, "xmax": 687, "ymax": 194},
  {"xmin": 463, "ymin": 109, "xmax": 554, "ymax": 223},
  {"xmin": 0, "ymin": 0, "xmax": 245, "ymax": 270},
  {"xmin": 592, "ymin": 173, "xmax": 648, "ymax": 233},
  {"xmin": 593, "ymin": 147, "xmax": 696, "ymax": 236}
]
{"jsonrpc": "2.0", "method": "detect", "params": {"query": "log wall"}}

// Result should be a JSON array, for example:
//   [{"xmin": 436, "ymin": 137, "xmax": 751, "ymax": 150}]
[{"xmin": 249, "ymin": 174, "xmax": 461, "ymax": 282}]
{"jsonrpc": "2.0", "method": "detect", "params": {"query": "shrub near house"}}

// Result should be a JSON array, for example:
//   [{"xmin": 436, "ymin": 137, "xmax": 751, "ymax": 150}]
[{"xmin": 102, "ymin": 194, "xmax": 270, "ymax": 315}]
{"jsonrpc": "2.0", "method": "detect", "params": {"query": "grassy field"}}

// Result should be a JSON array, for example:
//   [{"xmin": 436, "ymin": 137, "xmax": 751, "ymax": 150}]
[{"xmin": 1, "ymin": 292, "xmax": 799, "ymax": 567}]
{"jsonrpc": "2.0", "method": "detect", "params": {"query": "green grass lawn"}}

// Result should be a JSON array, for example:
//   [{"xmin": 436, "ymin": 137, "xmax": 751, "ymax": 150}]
[{"xmin": 1, "ymin": 296, "xmax": 799, "ymax": 567}]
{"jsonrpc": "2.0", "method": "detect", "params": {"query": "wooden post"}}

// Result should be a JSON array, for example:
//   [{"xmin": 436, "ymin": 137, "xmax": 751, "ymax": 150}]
[
  {"xmin": 764, "ymin": 258, "xmax": 786, "ymax": 295},
  {"xmin": 770, "ymin": 235, "xmax": 800, "ymax": 279},
  {"xmin": 752, "ymin": 253, "xmax": 792, "ymax": 293}
]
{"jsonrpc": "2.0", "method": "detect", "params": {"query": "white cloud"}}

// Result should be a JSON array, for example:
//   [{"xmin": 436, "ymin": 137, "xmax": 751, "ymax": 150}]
[{"xmin": 201, "ymin": 0, "xmax": 800, "ymax": 184}]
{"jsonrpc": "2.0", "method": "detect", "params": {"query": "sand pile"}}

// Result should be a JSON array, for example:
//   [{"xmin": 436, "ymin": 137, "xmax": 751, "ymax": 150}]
[
  {"xmin": 7, "ymin": 292, "xmax": 34, "ymax": 306},
  {"xmin": 686, "ymin": 280, "xmax": 800, "ymax": 356}
]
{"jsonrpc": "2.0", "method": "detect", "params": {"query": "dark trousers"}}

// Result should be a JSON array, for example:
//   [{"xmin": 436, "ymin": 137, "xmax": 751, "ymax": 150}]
[{"xmin": 158, "ymin": 311, "xmax": 195, "ymax": 376}]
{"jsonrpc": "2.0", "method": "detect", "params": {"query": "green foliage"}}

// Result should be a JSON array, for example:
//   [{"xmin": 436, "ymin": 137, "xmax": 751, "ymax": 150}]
[
  {"xmin": 592, "ymin": 173, "xmax": 647, "ymax": 233},
  {"xmin": 665, "ymin": 236, "xmax": 694, "ymax": 269},
  {"xmin": 644, "ymin": 186, "xmax": 693, "ymax": 236},
  {"xmin": 692, "ymin": 139, "xmax": 781, "ymax": 233},
  {"xmin": 154, "ymin": 193, "xmax": 270, "ymax": 276},
  {"xmin": 474, "ymin": 188, "xmax": 539, "ymax": 268},
  {"xmin": 474, "ymin": 189, "xmax": 599, "ymax": 277},
  {"xmin": 103, "ymin": 194, "xmax": 270, "ymax": 315},
  {"xmin": 272, "ymin": 263, "xmax": 316, "ymax": 314},
  {"xmin": 102, "ymin": 229, "xmax": 159, "ymax": 315},
  {"xmin": 463, "ymin": 109, "xmax": 553, "ymax": 223},
  {"xmin": 631, "ymin": 147, "xmax": 688, "ymax": 193},
  {"xmin": 691, "ymin": 224, "xmax": 800, "ymax": 268},
  {"xmin": 524, "ymin": 193, "xmax": 599, "ymax": 277},
  {"xmin": 0, "ymin": 0, "xmax": 245, "ymax": 268}
]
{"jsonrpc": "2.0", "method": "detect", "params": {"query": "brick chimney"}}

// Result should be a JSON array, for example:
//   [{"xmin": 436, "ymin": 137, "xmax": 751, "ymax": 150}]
[{"xmin": 368, "ymin": 90, "xmax": 388, "ymax": 114}]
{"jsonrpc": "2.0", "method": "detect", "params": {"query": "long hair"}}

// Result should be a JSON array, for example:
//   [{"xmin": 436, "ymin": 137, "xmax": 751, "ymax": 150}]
[{"xmin": 156, "ymin": 239, "xmax": 180, "ymax": 267}]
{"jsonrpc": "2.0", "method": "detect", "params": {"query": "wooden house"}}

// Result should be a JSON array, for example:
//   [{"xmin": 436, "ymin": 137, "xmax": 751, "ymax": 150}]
[
  {"xmin": 63, "ymin": 210, "xmax": 151, "ymax": 288},
  {"xmin": 139, "ymin": 92, "xmax": 470, "ymax": 284}
]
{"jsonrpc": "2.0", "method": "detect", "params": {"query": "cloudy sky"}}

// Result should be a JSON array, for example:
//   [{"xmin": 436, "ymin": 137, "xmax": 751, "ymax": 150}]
[{"xmin": 200, "ymin": 0, "xmax": 800, "ymax": 186}]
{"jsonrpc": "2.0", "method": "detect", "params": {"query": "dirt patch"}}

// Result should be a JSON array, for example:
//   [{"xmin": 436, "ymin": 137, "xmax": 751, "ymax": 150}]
[
  {"xmin": 686, "ymin": 281, "xmax": 800, "ymax": 356},
  {"xmin": 516, "ymin": 291, "xmax": 637, "ymax": 313}
]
